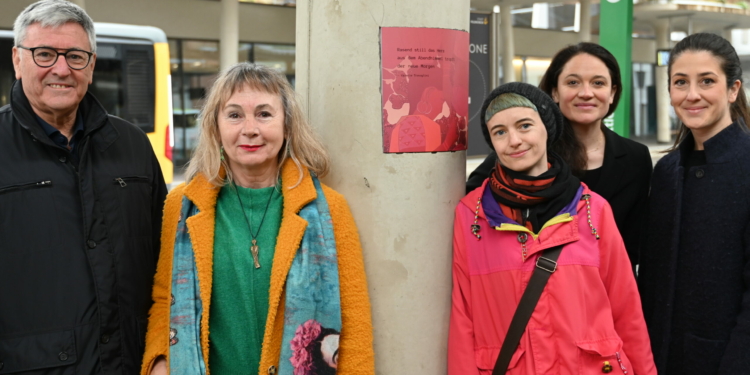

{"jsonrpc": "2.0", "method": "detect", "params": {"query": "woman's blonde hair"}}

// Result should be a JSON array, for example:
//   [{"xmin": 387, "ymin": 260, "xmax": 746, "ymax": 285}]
[{"xmin": 185, "ymin": 62, "xmax": 330, "ymax": 187}]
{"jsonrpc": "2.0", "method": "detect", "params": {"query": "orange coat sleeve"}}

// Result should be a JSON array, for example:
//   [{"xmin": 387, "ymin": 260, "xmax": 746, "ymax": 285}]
[{"xmin": 323, "ymin": 185, "xmax": 375, "ymax": 374}]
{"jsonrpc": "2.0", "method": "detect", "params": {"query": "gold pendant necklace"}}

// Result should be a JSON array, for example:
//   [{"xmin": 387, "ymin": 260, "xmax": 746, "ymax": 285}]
[
  {"xmin": 250, "ymin": 239, "xmax": 260, "ymax": 268},
  {"xmin": 233, "ymin": 182, "xmax": 275, "ymax": 269}
]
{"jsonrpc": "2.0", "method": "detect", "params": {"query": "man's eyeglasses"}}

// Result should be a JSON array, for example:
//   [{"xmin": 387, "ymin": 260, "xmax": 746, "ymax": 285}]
[{"xmin": 17, "ymin": 46, "xmax": 93, "ymax": 70}]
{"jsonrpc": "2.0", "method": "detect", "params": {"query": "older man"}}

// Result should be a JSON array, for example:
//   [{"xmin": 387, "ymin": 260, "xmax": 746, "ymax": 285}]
[{"xmin": 0, "ymin": 1, "xmax": 167, "ymax": 374}]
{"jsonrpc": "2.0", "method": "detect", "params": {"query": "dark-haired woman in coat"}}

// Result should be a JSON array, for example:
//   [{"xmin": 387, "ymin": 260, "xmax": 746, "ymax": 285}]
[
  {"xmin": 466, "ymin": 43, "xmax": 651, "ymax": 269},
  {"xmin": 638, "ymin": 33, "xmax": 750, "ymax": 375}
]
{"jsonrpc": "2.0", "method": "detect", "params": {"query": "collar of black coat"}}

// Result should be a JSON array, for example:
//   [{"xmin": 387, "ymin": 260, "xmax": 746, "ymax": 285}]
[
  {"xmin": 602, "ymin": 126, "xmax": 628, "ymax": 159},
  {"xmin": 10, "ymin": 79, "xmax": 118, "ymax": 152},
  {"xmin": 676, "ymin": 119, "xmax": 750, "ymax": 166}
]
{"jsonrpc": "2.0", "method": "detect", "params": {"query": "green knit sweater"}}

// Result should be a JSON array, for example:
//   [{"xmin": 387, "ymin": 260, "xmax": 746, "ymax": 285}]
[{"xmin": 209, "ymin": 183, "xmax": 283, "ymax": 374}]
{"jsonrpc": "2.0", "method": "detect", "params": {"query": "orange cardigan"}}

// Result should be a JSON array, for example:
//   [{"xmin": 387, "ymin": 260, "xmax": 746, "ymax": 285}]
[{"xmin": 141, "ymin": 160, "xmax": 375, "ymax": 375}]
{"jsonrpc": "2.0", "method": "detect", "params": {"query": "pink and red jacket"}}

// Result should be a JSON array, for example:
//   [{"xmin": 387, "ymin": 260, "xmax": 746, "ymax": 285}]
[{"xmin": 449, "ymin": 181, "xmax": 656, "ymax": 375}]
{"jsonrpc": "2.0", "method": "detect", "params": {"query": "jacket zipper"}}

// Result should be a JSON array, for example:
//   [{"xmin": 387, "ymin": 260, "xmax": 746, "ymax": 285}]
[
  {"xmin": 113, "ymin": 176, "xmax": 149, "ymax": 187},
  {"xmin": 615, "ymin": 352, "xmax": 628, "ymax": 374},
  {"xmin": 0, "ymin": 180, "xmax": 53, "ymax": 194}
]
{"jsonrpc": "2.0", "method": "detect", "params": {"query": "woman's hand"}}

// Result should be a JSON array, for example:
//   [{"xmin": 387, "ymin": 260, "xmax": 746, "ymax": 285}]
[{"xmin": 150, "ymin": 357, "xmax": 167, "ymax": 375}]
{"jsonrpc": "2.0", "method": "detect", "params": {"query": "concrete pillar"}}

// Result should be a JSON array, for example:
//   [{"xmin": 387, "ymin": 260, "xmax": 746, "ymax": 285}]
[
  {"xmin": 69, "ymin": 0, "xmax": 85, "ymax": 9},
  {"xmin": 501, "ymin": 3, "xmax": 515, "ymax": 83},
  {"xmin": 219, "ymin": 0, "xmax": 238, "ymax": 71},
  {"xmin": 296, "ymin": 1, "xmax": 467, "ymax": 374},
  {"xmin": 579, "ymin": 0, "xmax": 592, "ymax": 42},
  {"xmin": 654, "ymin": 19, "xmax": 671, "ymax": 143},
  {"xmin": 724, "ymin": 25, "xmax": 735, "ymax": 43}
]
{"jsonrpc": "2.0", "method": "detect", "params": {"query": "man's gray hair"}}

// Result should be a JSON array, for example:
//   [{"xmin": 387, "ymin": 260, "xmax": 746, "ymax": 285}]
[{"xmin": 14, "ymin": 0, "xmax": 96, "ymax": 53}]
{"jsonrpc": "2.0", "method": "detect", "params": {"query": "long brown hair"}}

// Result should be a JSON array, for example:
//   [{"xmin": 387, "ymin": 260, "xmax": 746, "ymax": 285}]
[
  {"xmin": 538, "ymin": 43, "xmax": 623, "ymax": 176},
  {"xmin": 186, "ymin": 63, "xmax": 329, "ymax": 187},
  {"xmin": 666, "ymin": 33, "xmax": 750, "ymax": 151}
]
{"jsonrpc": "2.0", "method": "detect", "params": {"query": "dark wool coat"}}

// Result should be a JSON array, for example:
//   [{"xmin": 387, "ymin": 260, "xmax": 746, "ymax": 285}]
[
  {"xmin": 638, "ymin": 122, "xmax": 750, "ymax": 375},
  {"xmin": 466, "ymin": 127, "xmax": 652, "ymax": 267},
  {"xmin": 0, "ymin": 80, "xmax": 167, "ymax": 374}
]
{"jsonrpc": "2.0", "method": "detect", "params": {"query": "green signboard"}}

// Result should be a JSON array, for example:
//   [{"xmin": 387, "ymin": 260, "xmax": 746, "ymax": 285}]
[{"xmin": 599, "ymin": 0, "xmax": 633, "ymax": 137}]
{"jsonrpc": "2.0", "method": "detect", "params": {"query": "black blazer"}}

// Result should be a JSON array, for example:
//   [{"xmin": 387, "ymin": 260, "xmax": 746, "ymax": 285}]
[{"xmin": 466, "ymin": 127, "xmax": 652, "ymax": 266}]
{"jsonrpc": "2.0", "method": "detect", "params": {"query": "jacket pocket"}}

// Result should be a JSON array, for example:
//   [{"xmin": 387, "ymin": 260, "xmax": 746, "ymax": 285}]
[
  {"xmin": 0, "ymin": 180, "xmax": 52, "ymax": 195},
  {"xmin": 0, "ymin": 329, "xmax": 77, "ymax": 374},
  {"xmin": 113, "ymin": 175, "xmax": 152, "ymax": 237},
  {"xmin": 576, "ymin": 338, "xmax": 632, "ymax": 375},
  {"xmin": 0, "ymin": 180, "xmax": 54, "ymax": 254},
  {"xmin": 683, "ymin": 332, "xmax": 727, "ymax": 375},
  {"xmin": 475, "ymin": 347, "xmax": 525, "ymax": 375}
]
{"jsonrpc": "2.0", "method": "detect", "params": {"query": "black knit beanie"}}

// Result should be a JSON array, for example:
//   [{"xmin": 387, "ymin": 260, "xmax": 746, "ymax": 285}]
[{"xmin": 480, "ymin": 82, "xmax": 564, "ymax": 148}]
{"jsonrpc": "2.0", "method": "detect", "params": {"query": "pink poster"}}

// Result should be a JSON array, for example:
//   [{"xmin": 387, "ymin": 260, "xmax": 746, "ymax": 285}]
[{"xmin": 381, "ymin": 27, "xmax": 469, "ymax": 153}]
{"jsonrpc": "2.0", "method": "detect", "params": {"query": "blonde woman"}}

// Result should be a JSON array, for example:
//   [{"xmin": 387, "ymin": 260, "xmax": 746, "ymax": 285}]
[{"xmin": 142, "ymin": 63, "xmax": 374, "ymax": 375}]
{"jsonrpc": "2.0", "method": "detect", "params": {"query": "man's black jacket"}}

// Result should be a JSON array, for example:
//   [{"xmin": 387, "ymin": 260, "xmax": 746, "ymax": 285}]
[{"xmin": 0, "ymin": 80, "xmax": 167, "ymax": 374}]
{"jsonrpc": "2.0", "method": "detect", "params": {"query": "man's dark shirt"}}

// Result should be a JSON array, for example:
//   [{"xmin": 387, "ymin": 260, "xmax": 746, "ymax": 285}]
[{"xmin": 35, "ymin": 112, "xmax": 84, "ymax": 165}]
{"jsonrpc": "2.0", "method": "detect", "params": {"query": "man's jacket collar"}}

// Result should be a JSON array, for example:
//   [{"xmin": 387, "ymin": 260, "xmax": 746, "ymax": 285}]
[{"xmin": 10, "ymin": 79, "xmax": 118, "ymax": 152}]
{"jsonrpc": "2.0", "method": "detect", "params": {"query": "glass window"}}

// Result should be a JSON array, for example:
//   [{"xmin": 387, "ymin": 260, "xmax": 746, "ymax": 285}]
[
  {"xmin": 238, "ymin": 42, "xmax": 253, "ymax": 63},
  {"xmin": 548, "ymin": 3, "xmax": 577, "ymax": 31},
  {"xmin": 524, "ymin": 58, "xmax": 551, "ymax": 86},
  {"xmin": 88, "ymin": 42, "xmax": 156, "ymax": 132},
  {"xmin": 182, "ymin": 40, "xmax": 220, "ymax": 74},
  {"xmin": 510, "ymin": 56, "xmax": 551, "ymax": 85},
  {"xmin": 171, "ymin": 39, "xmax": 220, "ymax": 166},
  {"xmin": 169, "ymin": 39, "xmax": 181, "ymax": 74},
  {"xmin": 0, "ymin": 38, "xmax": 14, "ymax": 107},
  {"xmin": 169, "ymin": 39, "xmax": 188, "ymax": 164},
  {"xmin": 512, "ymin": 6, "xmax": 533, "ymax": 27},
  {"xmin": 513, "ymin": 2, "xmax": 594, "ymax": 33},
  {"xmin": 254, "ymin": 43, "xmax": 295, "ymax": 85},
  {"xmin": 169, "ymin": 39, "xmax": 296, "ymax": 166}
]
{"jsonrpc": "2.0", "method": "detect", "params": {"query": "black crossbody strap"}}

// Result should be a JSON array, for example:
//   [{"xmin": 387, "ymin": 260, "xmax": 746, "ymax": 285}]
[{"xmin": 492, "ymin": 245, "xmax": 564, "ymax": 375}]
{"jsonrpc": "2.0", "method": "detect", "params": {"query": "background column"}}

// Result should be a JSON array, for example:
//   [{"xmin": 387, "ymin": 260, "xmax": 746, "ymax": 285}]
[
  {"xmin": 724, "ymin": 25, "xmax": 735, "ymax": 44},
  {"xmin": 654, "ymin": 19, "xmax": 671, "ymax": 143},
  {"xmin": 579, "ymin": 0, "xmax": 592, "ymax": 42},
  {"xmin": 220, "ymin": 0, "xmax": 238, "ymax": 71},
  {"xmin": 296, "ymin": 0, "xmax": 468, "ymax": 373},
  {"xmin": 491, "ymin": 10, "xmax": 500, "ymax": 87},
  {"xmin": 501, "ymin": 2, "xmax": 515, "ymax": 83}
]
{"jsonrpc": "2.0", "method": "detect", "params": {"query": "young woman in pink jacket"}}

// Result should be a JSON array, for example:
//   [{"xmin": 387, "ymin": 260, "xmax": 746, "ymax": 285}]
[{"xmin": 449, "ymin": 82, "xmax": 656, "ymax": 375}]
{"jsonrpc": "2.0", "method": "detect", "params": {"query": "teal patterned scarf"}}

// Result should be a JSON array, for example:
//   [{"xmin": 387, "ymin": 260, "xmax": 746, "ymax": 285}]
[
  {"xmin": 168, "ymin": 197, "xmax": 206, "ymax": 374},
  {"xmin": 168, "ymin": 175, "xmax": 342, "ymax": 375}
]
